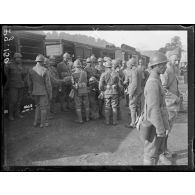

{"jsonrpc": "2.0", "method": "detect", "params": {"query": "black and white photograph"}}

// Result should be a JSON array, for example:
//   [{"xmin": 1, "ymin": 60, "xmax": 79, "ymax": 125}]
[{"xmin": 1, "ymin": 25, "xmax": 193, "ymax": 170}]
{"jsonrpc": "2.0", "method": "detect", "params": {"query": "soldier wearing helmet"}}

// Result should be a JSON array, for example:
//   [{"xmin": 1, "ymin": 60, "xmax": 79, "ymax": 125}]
[
  {"xmin": 95, "ymin": 58, "xmax": 105, "ymax": 78},
  {"xmin": 160, "ymin": 49, "xmax": 181, "ymax": 158},
  {"xmin": 5, "ymin": 52, "xmax": 27, "ymax": 121},
  {"xmin": 71, "ymin": 59, "xmax": 89, "ymax": 123},
  {"xmin": 27, "ymin": 54, "xmax": 52, "ymax": 128},
  {"xmin": 46, "ymin": 56, "xmax": 69, "ymax": 114},
  {"xmin": 124, "ymin": 57, "xmax": 139, "ymax": 128},
  {"xmin": 139, "ymin": 52, "xmax": 171, "ymax": 165},
  {"xmin": 99, "ymin": 60, "xmax": 120, "ymax": 125},
  {"xmin": 57, "ymin": 52, "xmax": 72, "ymax": 112}
]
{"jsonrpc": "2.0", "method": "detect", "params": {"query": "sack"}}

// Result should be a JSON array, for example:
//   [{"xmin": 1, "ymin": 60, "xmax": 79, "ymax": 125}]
[
  {"xmin": 69, "ymin": 89, "xmax": 75, "ymax": 99},
  {"xmin": 139, "ymin": 120, "xmax": 156, "ymax": 142}
]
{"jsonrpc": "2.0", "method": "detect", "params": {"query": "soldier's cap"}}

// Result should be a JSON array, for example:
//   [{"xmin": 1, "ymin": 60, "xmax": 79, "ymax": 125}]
[
  {"xmin": 13, "ymin": 53, "xmax": 22, "ymax": 58},
  {"xmin": 63, "ymin": 52, "xmax": 71, "ymax": 59},
  {"xmin": 98, "ymin": 58, "xmax": 103, "ymax": 62},
  {"xmin": 112, "ymin": 59, "xmax": 120, "ymax": 68},
  {"xmin": 49, "ymin": 55, "xmax": 56, "ymax": 60},
  {"xmin": 89, "ymin": 76, "xmax": 98, "ymax": 83},
  {"xmin": 104, "ymin": 60, "xmax": 112, "ymax": 68},
  {"xmin": 127, "ymin": 58, "xmax": 137, "ymax": 66},
  {"xmin": 86, "ymin": 57, "xmax": 91, "ymax": 63},
  {"xmin": 103, "ymin": 56, "xmax": 111, "ymax": 62},
  {"xmin": 73, "ymin": 59, "xmax": 82, "ymax": 67},
  {"xmin": 166, "ymin": 49, "xmax": 179, "ymax": 59},
  {"xmin": 148, "ymin": 52, "xmax": 168, "ymax": 67},
  {"xmin": 35, "ymin": 54, "xmax": 45, "ymax": 62},
  {"xmin": 90, "ymin": 55, "xmax": 96, "ymax": 62}
]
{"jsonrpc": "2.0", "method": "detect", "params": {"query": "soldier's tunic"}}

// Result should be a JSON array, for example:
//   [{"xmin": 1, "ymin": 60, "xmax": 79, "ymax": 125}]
[
  {"xmin": 160, "ymin": 64, "xmax": 180, "ymax": 130},
  {"xmin": 84, "ymin": 64, "xmax": 99, "ymax": 80},
  {"xmin": 95, "ymin": 64, "xmax": 105, "ymax": 79},
  {"xmin": 28, "ymin": 64, "xmax": 52, "ymax": 126},
  {"xmin": 28, "ymin": 65, "xmax": 52, "ymax": 110},
  {"xmin": 99, "ymin": 70, "xmax": 120, "ymax": 110},
  {"xmin": 143, "ymin": 70, "xmax": 170, "ymax": 163},
  {"xmin": 72, "ymin": 69, "xmax": 89, "ymax": 110},
  {"xmin": 57, "ymin": 61, "xmax": 72, "ymax": 110},
  {"xmin": 5, "ymin": 62, "xmax": 26, "ymax": 116}
]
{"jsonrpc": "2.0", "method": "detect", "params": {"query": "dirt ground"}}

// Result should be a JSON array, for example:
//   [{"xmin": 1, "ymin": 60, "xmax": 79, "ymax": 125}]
[{"xmin": 3, "ymin": 84, "xmax": 188, "ymax": 166}]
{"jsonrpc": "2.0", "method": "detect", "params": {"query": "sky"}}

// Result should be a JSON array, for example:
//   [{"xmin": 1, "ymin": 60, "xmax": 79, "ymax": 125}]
[{"xmin": 47, "ymin": 30, "xmax": 187, "ymax": 51}]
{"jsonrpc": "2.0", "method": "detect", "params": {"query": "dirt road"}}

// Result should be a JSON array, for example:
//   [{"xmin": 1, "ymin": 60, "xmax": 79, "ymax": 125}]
[{"xmin": 3, "ymin": 84, "xmax": 188, "ymax": 166}]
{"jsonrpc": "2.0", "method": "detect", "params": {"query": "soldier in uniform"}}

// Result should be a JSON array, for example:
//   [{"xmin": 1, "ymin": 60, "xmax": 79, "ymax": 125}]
[
  {"xmin": 88, "ymin": 76, "xmax": 100, "ymax": 120},
  {"xmin": 124, "ymin": 57, "xmax": 139, "ymax": 128},
  {"xmin": 141, "ymin": 52, "xmax": 171, "ymax": 165},
  {"xmin": 99, "ymin": 60, "xmax": 120, "ymax": 125},
  {"xmin": 95, "ymin": 58, "xmax": 105, "ymax": 79},
  {"xmin": 45, "ymin": 57, "xmax": 69, "ymax": 114},
  {"xmin": 5, "ymin": 53, "xmax": 26, "ymax": 121},
  {"xmin": 160, "ymin": 50, "xmax": 181, "ymax": 157},
  {"xmin": 27, "ymin": 54, "xmax": 52, "ymax": 128},
  {"xmin": 71, "ymin": 60, "xmax": 89, "ymax": 123},
  {"xmin": 57, "ymin": 52, "xmax": 72, "ymax": 112}
]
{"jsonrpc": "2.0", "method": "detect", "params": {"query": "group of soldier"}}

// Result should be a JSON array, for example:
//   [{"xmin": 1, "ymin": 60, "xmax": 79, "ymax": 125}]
[{"xmin": 4, "ymin": 48, "xmax": 182, "ymax": 165}]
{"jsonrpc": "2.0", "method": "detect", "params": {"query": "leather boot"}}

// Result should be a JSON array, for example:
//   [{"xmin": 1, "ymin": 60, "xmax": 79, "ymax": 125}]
[
  {"xmin": 33, "ymin": 106, "xmax": 40, "ymax": 127},
  {"xmin": 112, "ymin": 108, "xmax": 118, "ymax": 125},
  {"xmin": 8, "ymin": 104, "xmax": 15, "ymax": 121},
  {"xmin": 85, "ymin": 108, "xmax": 90, "ymax": 122},
  {"xmin": 104, "ymin": 109, "xmax": 110, "ymax": 125},
  {"xmin": 40, "ymin": 109, "xmax": 47, "ymax": 128},
  {"xmin": 75, "ymin": 109, "xmax": 83, "ymax": 123}
]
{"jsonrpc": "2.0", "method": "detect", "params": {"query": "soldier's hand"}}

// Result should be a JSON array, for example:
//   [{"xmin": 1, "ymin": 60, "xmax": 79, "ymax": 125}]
[
  {"xmin": 165, "ymin": 129, "xmax": 170, "ymax": 136},
  {"xmin": 157, "ymin": 132, "xmax": 166, "ymax": 137}
]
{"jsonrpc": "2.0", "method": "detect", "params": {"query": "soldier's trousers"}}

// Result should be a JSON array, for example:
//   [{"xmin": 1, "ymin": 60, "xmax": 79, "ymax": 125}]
[
  {"xmin": 167, "ymin": 110, "xmax": 178, "ymax": 131},
  {"xmin": 104, "ymin": 94, "xmax": 119, "ymax": 110},
  {"xmin": 144, "ymin": 134, "xmax": 165, "ymax": 165},
  {"xmin": 74, "ymin": 93, "xmax": 89, "ymax": 110},
  {"xmin": 129, "ymin": 94, "xmax": 138, "ymax": 124},
  {"xmin": 8, "ymin": 87, "xmax": 24, "ymax": 116},
  {"xmin": 34, "ymin": 95, "xmax": 49, "ymax": 125},
  {"xmin": 50, "ymin": 87, "xmax": 58, "ymax": 113},
  {"xmin": 58, "ymin": 85, "xmax": 72, "ymax": 109}
]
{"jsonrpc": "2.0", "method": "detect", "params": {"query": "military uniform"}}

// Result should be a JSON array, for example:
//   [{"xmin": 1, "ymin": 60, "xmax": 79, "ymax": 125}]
[
  {"xmin": 5, "ymin": 54, "xmax": 26, "ymax": 120},
  {"xmin": 124, "ymin": 60, "xmax": 139, "ymax": 127},
  {"xmin": 47, "ymin": 65, "xmax": 61, "ymax": 113},
  {"xmin": 57, "ymin": 60, "xmax": 72, "ymax": 111},
  {"xmin": 99, "ymin": 61, "xmax": 120, "ymax": 125},
  {"xmin": 139, "ymin": 52, "xmax": 171, "ymax": 165},
  {"xmin": 28, "ymin": 55, "xmax": 52, "ymax": 128},
  {"xmin": 72, "ymin": 60, "xmax": 89, "ymax": 123},
  {"xmin": 160, "ymin": 53, "xmax": 181, "ymax": 157}
]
